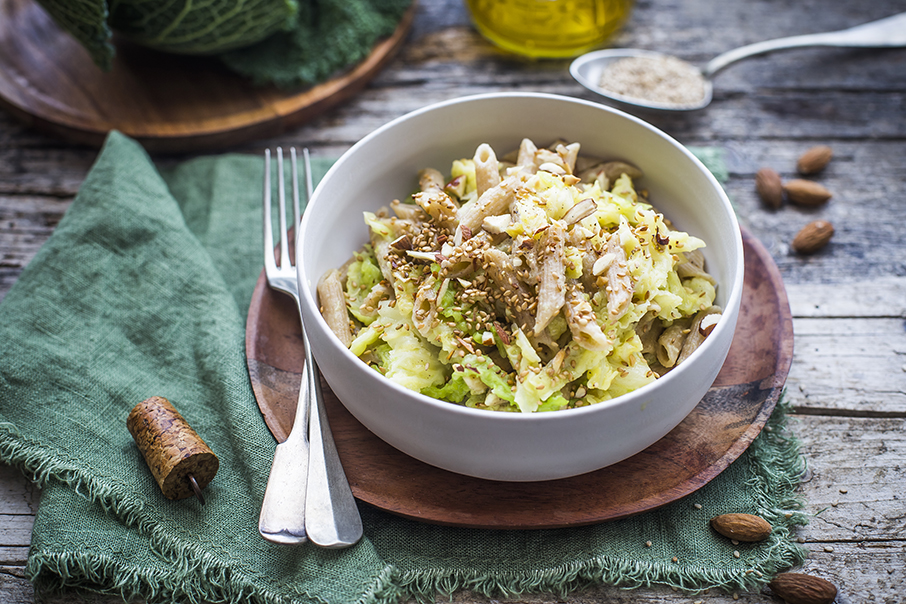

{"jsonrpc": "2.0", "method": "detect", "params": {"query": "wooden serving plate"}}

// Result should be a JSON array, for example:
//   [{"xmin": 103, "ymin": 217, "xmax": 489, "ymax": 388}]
[
  {"xmin": 246, "ymin": 227, "xmax": 793, "ymax": 529},
  {"xmin": 0, "ymin": 0, "xmax": 415, "ymax": 153}
]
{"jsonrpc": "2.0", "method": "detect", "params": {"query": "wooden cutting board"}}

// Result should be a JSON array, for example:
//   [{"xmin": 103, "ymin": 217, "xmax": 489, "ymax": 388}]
[
  {"xmin": 0, "ymin": 0, "xmax": 415, "ymax": 153},
  {"xmin": 245, "ymin": 227, "xmax": 794, "ymax": 529}
]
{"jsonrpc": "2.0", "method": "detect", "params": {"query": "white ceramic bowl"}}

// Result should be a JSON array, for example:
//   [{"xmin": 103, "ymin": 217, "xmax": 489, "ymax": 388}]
[{"xmin": 297, "ymin": 92, "xmax": 744, "ymax": 482}]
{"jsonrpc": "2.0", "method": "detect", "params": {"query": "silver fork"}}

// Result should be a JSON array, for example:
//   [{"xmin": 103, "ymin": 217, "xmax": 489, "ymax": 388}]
[{"xmin": 258, "ymin": 147, "xmax": 362, "ymax": 548}]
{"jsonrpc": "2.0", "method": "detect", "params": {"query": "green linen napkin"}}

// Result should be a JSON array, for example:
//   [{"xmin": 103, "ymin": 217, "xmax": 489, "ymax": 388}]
[{"xmin": 0, "ymin": 132, "xmax": 807, "ymax": 604}]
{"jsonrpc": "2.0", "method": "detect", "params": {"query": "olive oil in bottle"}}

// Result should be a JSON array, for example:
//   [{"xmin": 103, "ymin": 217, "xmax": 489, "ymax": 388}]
[{"xmin": 466, "ymin": 0, "xmax": 634, "ymax": 58}]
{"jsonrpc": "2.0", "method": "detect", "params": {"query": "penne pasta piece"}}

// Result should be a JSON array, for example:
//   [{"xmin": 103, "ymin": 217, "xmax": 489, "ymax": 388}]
[
  {"xmin": 483, "ymin": 247, "xmax": 536, "ymax": 335},
  {"xmin": 516, "ymin": 138, "xmax": 538, "ymax": 172},
  {"xmin": 371, "ymin": 236, "xmax": 396, "ymax": 287},
  {"xmin": 636, "ymin": 311, "xmax": 664, "ymax": 355},
  {"xmin": 457, "ymin": 174, "xmax": 521, "ymax": 233},
  {"xmin": 533, "ymin": 220, "xmax": 567, "ymax": 334},
  {"xmin": 676, "ymin": 249, "xmax": 715, "ymax": 283},
  {"xmin": 419, "ymin": 167, "xmax": 445, "ymax": 192},
  {"xmin": 656, "ymin": 323, "xmax": 687, "ymax": 368},
  {"xmin": 604, "ymin": 234, "xmax": 633, "ymax": 320},
  {"xmin": 317, "ymin": 269, "xmax": 353, "ymax": 347},
  {"xmin": 534, "ymin": 148, "xmax": 566, "ymax": 171},
  {"xmin": 580, "ymin": 248, "xmax": 600, "ymax": 291},
  {"xmin": 676, "ymin": 306, "xmax": 722, "ymax": 364},
  {"xmin": 390, "ymin": 198, "xmax": 427, "ymax": 221},
  {"xmin": 412, "ymin": 274, "xmax": 439, "ymax": 336},
  {"xmin": 473, "ymin": 143, "xmax": 502, "ymax": 198}
]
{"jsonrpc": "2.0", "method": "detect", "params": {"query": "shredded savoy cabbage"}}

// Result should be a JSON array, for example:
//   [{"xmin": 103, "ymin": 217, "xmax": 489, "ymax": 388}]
[{"xmin": 320, "ymin": 139, "xmax": 723, "ymax": 413}]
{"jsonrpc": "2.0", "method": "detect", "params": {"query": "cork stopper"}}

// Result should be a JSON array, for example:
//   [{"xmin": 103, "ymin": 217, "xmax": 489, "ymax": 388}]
[{"xmin": 127, "ymin": 396, "xmax": 219, "ymax": 503}]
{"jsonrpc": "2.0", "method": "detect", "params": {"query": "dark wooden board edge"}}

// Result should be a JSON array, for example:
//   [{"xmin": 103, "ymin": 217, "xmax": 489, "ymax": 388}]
[{"xmin": 0, "ymin": 0, "xmax": 416, "ymax": 153}]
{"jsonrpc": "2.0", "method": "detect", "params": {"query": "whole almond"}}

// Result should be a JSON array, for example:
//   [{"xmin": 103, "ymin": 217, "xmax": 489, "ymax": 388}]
[
  {"xmin": 755, "ymin": 167, "xmax": 784, "ymax": 209},
  {"xmin": 709, "ymin": 513, "xmax": 773, "ymax": 542},
  {"xmin": 783, "ymin": 179, "xmax": 832, "ymax": 207},
  {"xmin": 797, "ymin": 145, "xmax": 833, "ymax": 175},
  {"xmin": 768, "ymin": 573, "xmax": 837, "ymax": 604},
  {"xmin": 792, "ymin": 220, "xmax": 834, "ymax": 254}
]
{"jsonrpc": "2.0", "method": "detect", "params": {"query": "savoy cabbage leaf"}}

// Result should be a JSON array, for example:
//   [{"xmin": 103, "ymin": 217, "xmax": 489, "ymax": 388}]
[
  {"xmin": 220, "ymin": 0, "xmax": 412, "ymax": 88},
  {"xmin": 35, "ymin": 0, "xmax": 299, "ymax": 70},
  {"xmin": 34, "ymin": 0, "xmax": 115, "ymax": 70}
]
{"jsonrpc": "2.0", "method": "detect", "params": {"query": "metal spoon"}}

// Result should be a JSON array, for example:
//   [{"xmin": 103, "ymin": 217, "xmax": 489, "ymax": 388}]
[{"xmin": 570, "ymin": 12, "xmax": 906, "ymax": 112}]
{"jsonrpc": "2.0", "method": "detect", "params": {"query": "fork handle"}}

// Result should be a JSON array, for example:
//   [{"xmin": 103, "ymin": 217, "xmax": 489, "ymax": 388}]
[
  {"xmin": 257, "ymin": 363, "xmax": 311, "ymax": 544},
  {"xmin": 303, "ymin": 328, "xmax": 363, "ymax": 548}
]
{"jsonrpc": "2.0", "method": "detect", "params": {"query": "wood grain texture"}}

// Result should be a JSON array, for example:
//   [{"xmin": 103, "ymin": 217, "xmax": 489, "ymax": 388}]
[
  {"xmin": 0, "ymin": 0, "xmax": 416, "ymax": 153},
  {"xmin": 2, "ymin": 0, "xmax": 905, "ymax": 600}
]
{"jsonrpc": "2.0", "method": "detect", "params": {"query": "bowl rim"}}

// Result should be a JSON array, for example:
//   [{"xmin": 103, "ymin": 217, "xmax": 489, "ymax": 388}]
[{"xmin": 297, "ymin": 91, "xmax": 745, "ymax": 423}]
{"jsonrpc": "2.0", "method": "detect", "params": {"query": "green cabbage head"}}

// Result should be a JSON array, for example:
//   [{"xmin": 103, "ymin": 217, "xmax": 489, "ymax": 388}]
[{"xmin": 35, "ymin": 0, "xmax": 299, "ymax": 70}]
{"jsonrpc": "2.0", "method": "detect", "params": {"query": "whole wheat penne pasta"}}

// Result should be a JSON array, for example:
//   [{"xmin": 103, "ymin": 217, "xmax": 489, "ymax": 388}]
[
  {"xmin": 412, "ymin": 274, "xmax": 439, "ymax": 336},
  {"xmin": 533, "ymin": 221, "xmax": 567, "ymax": 334},
  {"xmin": 604, "ymin": 234, "xmax": 633, "ymax": 320},
  {"xmin": 516, "ymin": 138, "xmax": 538, "ymax": 172},
  {"xmin": 390, "ymin": 198, "xmax": 427, "ymax": 221},
  {"xmin": 457, "ymin": 174, "xmax": 520, "ymax": 233},
  {"xmin": 656, "ymin": 323, "xmax": 687, "ymax": 368},
  {"xmin": 636, "ymin": 311, "xmax": 664, "ymax": 355},
  {"xmin": 318, "ymin": 269, "xmax": 352, "ymax": 347},
  {"xmin": 483, "ymin": 247, "xmax": 536, "ymax": 335},
  {"xmin": 676, "ymin": 249, "xmax": 715, "ymax": 282},
  {"xmin": 676, "ymin": 306, "xmax": 722, "ymax": 364},
  {"xmin": 419, "ymin": 167, "xmax": 445, "ymax": 192},
  {"xmin": 473, "ymin": 143, "xmax": 501, "ymax": 198}
]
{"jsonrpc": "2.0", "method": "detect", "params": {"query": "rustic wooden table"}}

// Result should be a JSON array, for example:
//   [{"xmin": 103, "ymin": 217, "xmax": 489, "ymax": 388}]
[{"xmin": 2, "ymin": 0, "xmax": 905, "ymax": 602}]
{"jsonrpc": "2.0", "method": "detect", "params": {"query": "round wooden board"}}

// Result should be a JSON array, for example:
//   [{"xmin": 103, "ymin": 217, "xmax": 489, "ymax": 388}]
[
  {"xmin": 246, "ymin": 227, "xmax": 793, "ymax": 529},
  {"xmin": 0, "ymin": 0, "xmax": 415, "ymax": 153}
]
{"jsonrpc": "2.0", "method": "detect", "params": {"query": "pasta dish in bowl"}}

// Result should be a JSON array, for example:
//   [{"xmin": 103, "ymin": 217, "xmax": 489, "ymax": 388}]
[
  {"xmin": 318, "ymin": 139, "xmax": 722, "ymax": 414},
  {"xmin": 296, "ymin": 92, "xmax": 743, "ymax": 481}
]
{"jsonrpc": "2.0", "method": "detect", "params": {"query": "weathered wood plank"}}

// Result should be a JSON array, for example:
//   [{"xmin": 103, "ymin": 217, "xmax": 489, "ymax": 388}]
[{"xmin": 785, "ymin": 318, "xmax": 906, "ymax": 413}]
